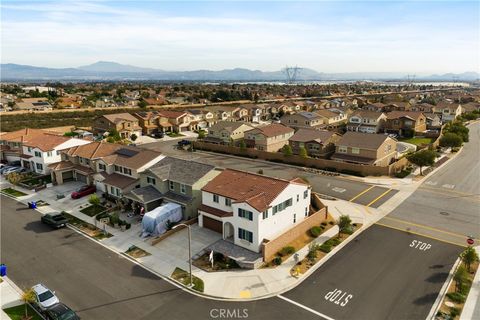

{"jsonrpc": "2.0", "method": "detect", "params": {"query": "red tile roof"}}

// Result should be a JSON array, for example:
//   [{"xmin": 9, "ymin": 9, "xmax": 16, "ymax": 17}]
[{"xmin": 201, "ymin": 169, "xmax": 304, "ymax": 212}]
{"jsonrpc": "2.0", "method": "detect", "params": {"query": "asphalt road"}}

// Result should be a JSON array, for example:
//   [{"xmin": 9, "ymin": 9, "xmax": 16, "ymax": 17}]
[
  {"xmin": 385, "ymin": 122, "xmax": 480, "ymax": 245},
  {"xmin": 283, "ymin": 224, "xmax": 463, "ymax": 320},
  {"xmin": 140, "ymin": 139, "xmax": 396, "ymax": 208},
  {"xmin": 0, "ymin": 195, "xmax": 319, "ymax": 320}
]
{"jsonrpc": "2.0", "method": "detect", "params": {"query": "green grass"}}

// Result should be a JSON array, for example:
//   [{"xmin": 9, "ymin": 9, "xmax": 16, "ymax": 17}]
[
  {"xmin": 167, "ymin": 132, "xmax": 184, "ymax": 137},
  {"xmin": 2, "ymin": 304, "xmax": 43, "ymax": 320},
  {"xmin": 399, "ymin": 137, "xmax": 434, "ymax": 146},
  {"xmin": 1, "ymin": 188, "xmax": 27, "ymax": 197},
  {"xmin": 171, "ymin": 267, "xmax": 204, "ymax": 292},
  {"xmin": 80, "ymin": 204, "xmax": 105, "ymax": 217}
]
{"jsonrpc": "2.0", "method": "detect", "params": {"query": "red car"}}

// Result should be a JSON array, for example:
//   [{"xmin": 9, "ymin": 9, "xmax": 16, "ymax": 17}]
[{"xmin": 71, "ymin": 185, "xmax": 96, "ymax": 199}]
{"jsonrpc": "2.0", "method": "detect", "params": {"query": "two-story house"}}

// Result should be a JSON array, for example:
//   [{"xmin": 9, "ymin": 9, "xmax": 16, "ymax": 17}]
[
  {"xmin": 289, "ymin": 129, "xmax": 341, "ymax": 158},
  {"xmin": 22, "ymin": 134, "xmax": 91, "ymax": 174},
  {"xmin": 315, "ymin": 109, "xmax": 347, "ymax": 128},
  {"xmin": 331, "ymin": 132, "xmax": 397, "ymax": 166},
  {"xmin": 124, "ymin": 157, "xmax": 220, "ymax": 219},
  {"xmin": 157, "ymin": 111, "xmax": 195, "ymax": 132},
  {"xmin": 0, "ymin": 128, "xmax": 89, "ymax": 172},
  {"xmin": 198, "ymin": 169, "xmax": 311, "ymax": 254},
  {"xmin": 133, "ymin": 111, "xmax": 162, "ymax": 135},
  {"xmin": 434, "ymin": 102, "xmax": 462, "ymax": 123},
  {"xmin": 93, "ymin": 113, "xmax": 142, "ymax": 139},
  {"xmin": 280, "ymin": 112, "xmax": 324, "ymax": 130},
  {"xmin": 244, "ymin": 124, "xmax": 294, "ymax": 152},
  {"xmin": 384, "ymin": 111, "xmax": 427, "ymax": 136},
  {"xmin": 204, "ymin": 121, "xmax": 254, "ymax": 145},
  {"xmin": 49, "ymin": 142, "xmax": 164, "ymax": 198},
  {"xmin": 346, "ymin": 110, "xmax": 387, "ymax": 134},
  {"xmin": 187, "ymin": 109, "xmax": 215, "ymax": 130}
]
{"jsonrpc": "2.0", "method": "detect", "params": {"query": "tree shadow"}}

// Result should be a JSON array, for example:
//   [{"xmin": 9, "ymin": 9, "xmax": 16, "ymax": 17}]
[
  {"xmin": 425, "ymin": 272, "xmax": 449, "ymax": 283},
  {"xmin": 412, "ymin": 293, "xmax": 438, "ymax": 305},
  {"xmin": 131, "ymin": 264, "xmax": 162, "ymax": 280}
]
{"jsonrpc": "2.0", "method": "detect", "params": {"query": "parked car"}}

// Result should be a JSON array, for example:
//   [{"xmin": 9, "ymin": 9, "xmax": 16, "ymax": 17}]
[
  {"xmin": 71, "ymin": 185, "xmax": 96, "ymax": 199},
  {"xmin": 8, "ymin": 167, "xmax": 27, "ymax": 174},
  {"xmin": 41, "ymin": 213, "xmax": 68, "ymax": 229},
  {"xmin": 178, "ymin": 139, "xmax": 191, "ymax": 146},
  {"xmin": 44, "ymin": 303, "xmax": 80, "ymax": 320},
  {"xmin": 2, "ymin": 166, "xmax": 20, "ymax": 175},
  {"xmin": 0, "ymin": 166, "xmax": 14, "ymax": 174},
  {"xmin": 150, "ymin": 131, "xmax": 164, "ymax": 138},
  {"xmin": 32, "ymin": 284, "xmax": 59, "ymax": 311}
]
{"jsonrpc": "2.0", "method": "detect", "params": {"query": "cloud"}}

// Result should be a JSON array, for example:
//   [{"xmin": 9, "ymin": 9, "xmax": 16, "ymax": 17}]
[{"xmin": 1, "ymin": 0, "xmax": 478, "ymax": 73}]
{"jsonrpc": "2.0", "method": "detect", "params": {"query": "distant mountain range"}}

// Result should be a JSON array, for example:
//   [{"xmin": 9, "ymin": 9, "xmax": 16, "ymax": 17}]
[{"xmin": 1, "ymin": 61, "xmax": 478, "ymax": 82}]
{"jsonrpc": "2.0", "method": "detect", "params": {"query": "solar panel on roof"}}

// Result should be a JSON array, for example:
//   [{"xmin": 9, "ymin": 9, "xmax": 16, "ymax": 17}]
[{"xmin": 116, "ymin": 148, "xmax": 139, "ymax": 157}]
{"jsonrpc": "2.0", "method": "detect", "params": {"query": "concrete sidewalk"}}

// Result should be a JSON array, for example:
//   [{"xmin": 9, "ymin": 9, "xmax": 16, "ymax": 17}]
[{"xmin": 1, "ymin": 276, "xmax": 24, "ymax": 319}]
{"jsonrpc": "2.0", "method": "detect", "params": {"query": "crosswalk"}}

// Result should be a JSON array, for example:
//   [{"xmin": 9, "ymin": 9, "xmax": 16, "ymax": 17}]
[{"xmin": 425, "ymin": 180, "xmax": 455, "ymax": 189}]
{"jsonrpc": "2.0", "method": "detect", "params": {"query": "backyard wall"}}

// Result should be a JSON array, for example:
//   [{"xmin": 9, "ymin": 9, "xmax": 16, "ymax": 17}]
[
  {"xmin": 261, "ymin": 193, "xmax": 328, "ymax": 261},
  {"xmin": 194, "ymin": 141, "xmax": 407, "ymax": 176}
]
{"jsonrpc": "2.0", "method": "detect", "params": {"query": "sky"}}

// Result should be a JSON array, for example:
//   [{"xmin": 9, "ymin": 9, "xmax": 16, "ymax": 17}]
[{"xmin": 1, "ymin": 0, "xmax": 479, "ymax": 74}]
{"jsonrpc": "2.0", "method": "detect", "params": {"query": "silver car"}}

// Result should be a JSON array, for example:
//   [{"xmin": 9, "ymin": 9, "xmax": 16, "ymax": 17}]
[{"xmin": 32, "ymin": 283, "xmax": 59, "ymax": 311}]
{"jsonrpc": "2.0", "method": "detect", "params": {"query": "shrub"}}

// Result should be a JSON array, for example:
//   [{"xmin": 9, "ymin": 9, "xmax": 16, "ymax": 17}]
[
  {"xmin": 307, "ymin": 243, "xmax": 318, "ymax": 261},
  {"xmin": 280, "ymin": 246, "xmax": 295, "ymax": 256},
  {"xmin": 310, "ymin": 226, "xmax": 322, "ymax": 237},
  {"xmin": 446, "ymin": 292, "xmax": 466, "ymax": 303},
  {"xmin": 125, "ymin": 223, "xmax": 131, "ymax": 230},
  {"xmin": 273, "ymin": 256, "xmax": 282, "ymax": 265},
  {"xmin": 88, "ymin": 194, "xmax": 100, "ymax": 206},
  {"xmin": 319, "ymin": 244, "xmax": 332, "ymax": 253},
  {"xmin": 324, "ymin": 167, "xmax": 337, "ymax": 172},
  {"xmin": 257, "ymin": 169, "xmax": 264, "ymax": 175},
  {"xmin": 450, "ymin": 307, "xmax": 460, "ymax": 318},
  {"xmin": 338, "ymin": 215, "xmax": 352, "ymax": 233}
]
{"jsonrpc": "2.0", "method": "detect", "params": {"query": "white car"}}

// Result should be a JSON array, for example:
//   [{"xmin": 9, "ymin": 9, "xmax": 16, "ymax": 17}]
[{"xmin": 32, "ymin": 283, "xmax": 59, "ymax": 311}]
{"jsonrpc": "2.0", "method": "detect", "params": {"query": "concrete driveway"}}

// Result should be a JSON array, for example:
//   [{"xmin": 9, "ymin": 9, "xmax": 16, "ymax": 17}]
[{"xmin": 153, "ymin": 224, "xmax": 221, "ymax": 260}]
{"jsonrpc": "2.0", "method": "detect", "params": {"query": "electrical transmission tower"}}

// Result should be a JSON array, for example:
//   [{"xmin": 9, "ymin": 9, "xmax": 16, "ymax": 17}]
[
  {"xmin": 406, "ymin": 74, "xmax": 416, "ymax": 86},
  {"xmin": 284, "ymin": 66, "xmax": 302, "ymax": 84}
]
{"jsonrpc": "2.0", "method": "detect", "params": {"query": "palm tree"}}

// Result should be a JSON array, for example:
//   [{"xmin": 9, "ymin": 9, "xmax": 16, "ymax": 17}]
[{"xmin": 21, "ymin": 288, "xmax": 36, "ymax": 320}]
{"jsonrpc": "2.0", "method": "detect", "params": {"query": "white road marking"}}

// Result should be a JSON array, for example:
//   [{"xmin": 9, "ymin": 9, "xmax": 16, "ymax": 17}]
[
  {"xmin": 325, "ymin": 288, "xmax": 353, "ymax": 307},
  {"xmin": 332, "ymin": 187, "xmax": 346, "ymax": 193},
  {"xmin": 409, "ymin": 240, "xmax": 432, "ymax": 251},
  {"xmin": 277, "ymin": 295, "xmax": 336, "ymax": 320},
  {"xmin": 425, "ymin": 181, "xmax": 437, "ymax": 186},
  {"xmin": 442, "ymin": 184, "xmax": 455, "ymax": 189}
]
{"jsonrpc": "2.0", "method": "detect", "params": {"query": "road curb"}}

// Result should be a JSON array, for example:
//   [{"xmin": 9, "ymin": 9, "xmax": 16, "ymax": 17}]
[{"xmin": 427, "ymin": 257, "xmax": 461, "ymax": 320}]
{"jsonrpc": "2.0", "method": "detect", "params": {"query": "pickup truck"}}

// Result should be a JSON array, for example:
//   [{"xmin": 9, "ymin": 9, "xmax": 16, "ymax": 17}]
[{"xmin": 41, "ymin": 213, "xmax": 68, "ymax": 229}]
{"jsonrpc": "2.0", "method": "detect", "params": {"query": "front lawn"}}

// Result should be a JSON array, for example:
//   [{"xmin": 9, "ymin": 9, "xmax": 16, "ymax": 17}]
[
  {"xmin": 3, "ymin": 304, "xmax": 43, "ymax": 320},
  {"xmin": 62, "ymin": 212, "xmax": 113, "ymax": 240},
  {"xmin": 167, "ymin": 132, "xmax": 184, "ymax": 137},
  {"xmin": 171, "ymin": 267, "xmax": 204, "ymax": 292},
  {"xmin": 80, "ymin": 204, "xmax": 105, "ymax": 217},
  {"xmin": 1, "ymin": 188, "xmax": 27, "ymax": 197},
  {"xmin": 399, "ymin": 137, "xmax": 434, "ymax": 146}
]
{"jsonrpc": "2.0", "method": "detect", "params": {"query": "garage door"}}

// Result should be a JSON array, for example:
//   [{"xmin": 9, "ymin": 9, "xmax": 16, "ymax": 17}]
[
  {"xmin": 62, "ymin": 171, "xmax": 74, "ymax": 182},
  {"xmin": 202, "ymin": 216, "xmax": 222, "ymax": 234},
  {"xmin": 76, "ymin": 173, "xmax": 87, "ymax": 183}
]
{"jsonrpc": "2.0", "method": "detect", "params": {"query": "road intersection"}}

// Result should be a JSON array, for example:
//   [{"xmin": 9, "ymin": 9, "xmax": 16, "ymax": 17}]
[{"xmin": 2, "ymin": 123, "xmax": 478, "ymax": 320}]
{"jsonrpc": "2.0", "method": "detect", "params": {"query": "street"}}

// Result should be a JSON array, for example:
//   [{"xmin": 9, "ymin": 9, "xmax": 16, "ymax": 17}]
[
  {"xmin": 1, "ymin": 126, "xmax": 478, "ymax": 320},
  {"xmin": 0, "ymin": 195, "xmax": 319, "ymax": 320}
]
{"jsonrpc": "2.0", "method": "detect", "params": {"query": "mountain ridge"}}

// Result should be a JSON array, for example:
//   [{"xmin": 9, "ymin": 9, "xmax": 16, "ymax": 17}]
[{"xmin": 1, "ymin": 62, "xmax": 478, "ymax": 81}]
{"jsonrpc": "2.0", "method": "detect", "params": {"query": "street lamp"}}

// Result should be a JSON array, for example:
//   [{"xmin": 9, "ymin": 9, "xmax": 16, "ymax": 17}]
[{"xmin": 172, "ymin": 223, "xmax": 193, "ymax": 288}]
